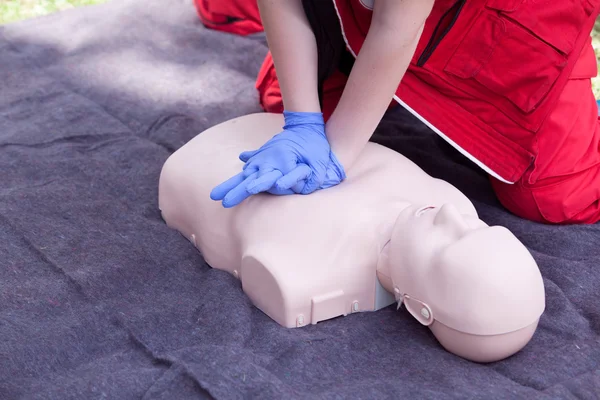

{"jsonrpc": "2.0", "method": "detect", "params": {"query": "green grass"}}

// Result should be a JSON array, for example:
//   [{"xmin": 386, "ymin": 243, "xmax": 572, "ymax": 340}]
[
  {"xmin": 0, "ymin": 1, "xmax": 600, "ymax": 97},
  {"xmin": 0, "ymin": 0, "xmax": 107, "ymax": 25}
]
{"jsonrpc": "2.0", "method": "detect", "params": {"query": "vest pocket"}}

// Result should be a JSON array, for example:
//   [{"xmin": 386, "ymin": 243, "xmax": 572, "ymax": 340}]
[
  {"xmin": 443, "ymin": 10, "xmax": 568, "ymax": 114},
  {"xmin": 486, "ymin": 0, "xmax": 598, "ymax": 56}
]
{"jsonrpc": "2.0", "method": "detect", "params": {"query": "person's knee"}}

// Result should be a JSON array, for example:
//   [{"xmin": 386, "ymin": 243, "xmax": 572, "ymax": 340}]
[
  {"xmin": 491, "ymin": 176, "xmax": 600, "ymax": 225},
  {"xmin": 491, "ymin": 179, "xmax": 546, "ymax": 223}
]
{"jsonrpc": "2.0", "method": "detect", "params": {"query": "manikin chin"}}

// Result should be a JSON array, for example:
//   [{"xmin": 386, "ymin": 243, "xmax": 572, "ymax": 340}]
[{"xmin": 158, "ymin": 113, "xmax": 545, "ymax": 363}]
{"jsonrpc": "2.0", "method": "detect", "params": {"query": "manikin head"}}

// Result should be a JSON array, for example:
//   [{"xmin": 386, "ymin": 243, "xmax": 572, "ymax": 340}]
[{"xmin": 379, "ymin": 203, "xmax": 545, "ymax": 363}]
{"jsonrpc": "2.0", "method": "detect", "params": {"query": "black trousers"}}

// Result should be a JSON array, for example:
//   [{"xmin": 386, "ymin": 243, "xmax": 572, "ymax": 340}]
[{"xmin": 301, "ymin": 0, "xmax": 355, "ymax": 108}]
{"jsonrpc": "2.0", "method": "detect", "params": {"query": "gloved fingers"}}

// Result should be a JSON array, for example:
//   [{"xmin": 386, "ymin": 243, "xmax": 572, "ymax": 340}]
[
  {"xmin": 210, "ymin": 171, "xmax": 246, "ymax": 201},
  {"xmin": 257, "ymin": 164, "xmax": 276, "ymax": 177},
  {"xmin": 291, "ymin": 181, "xmax": 305, "ymax": 193},
  {"xmin": 267, "ymin": 185, "xmax": 295, "ymax": 195},
  {"xmin": 300, "ymin": 179, "xmax": 322, "ymax": 195},
  {"xmin": 279, "ymin": 164, "xmax": 321, "ymax": 195},
  {"xmin": 221, "ymin": 171, "xmax": 259, "ymax": 208},
  {"xmin": 243, "ymin": 159, "xmax": 277, "ymax": 178},
  {"xmin": 269, "ymin": 180, "xmax": 304, "ymax": 194},
  {"xmin": 239, "ymin": 150, "xmax": 259, "ymax": 163},
  {"xmin": 243, "ymin": 161, "xmax": 259, "ymax": 177},
  {"xmin": 275, "ymin": 164, "xmax": 311, "ymax": 191},
  {"xmin": 246, "ymin": 169, "xmax": 283, "ymax": 194}
]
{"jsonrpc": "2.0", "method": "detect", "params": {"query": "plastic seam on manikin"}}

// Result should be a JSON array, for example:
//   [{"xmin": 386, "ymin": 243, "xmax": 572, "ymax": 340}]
[
  {"xmin": 329, "ymin": 0, "xmax": 513, "ymax": 185},
  {"xmin": 403, "ymin": 294, "xmax": 434, "ymax": 326}
]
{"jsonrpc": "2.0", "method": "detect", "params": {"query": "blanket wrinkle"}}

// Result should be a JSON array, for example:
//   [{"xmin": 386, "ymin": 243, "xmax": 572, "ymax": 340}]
[
  {"xmin": 542, "ymin": 371, "xmax": 600, "ymax": 400},
  {"xmin": 140, "ymin": 363, "xmax": 215, "ymax": 400},
  {"xmin": 533, "ymin": 265, "xmax": 598, "ymax": 335},
  {"xmin": 489, "ymin": 365, "xmax": 555, "ymax": 394},
  {"xmin": 79, "ymin": 135, "xmax": 146, "ymax": 153},
  {"xmin": 58, "ymin": 86, "xmax": 140, "ymax": 135},
  {"xmin": 0, "ymin": 132, "xmax": 130, "ymax": 149},
  {"xmin": 113, "ymin": 315, "xmax": 173, "ymax": 370},
  {"xmin": 144, "ymin": 113, "xmax": 194, "ymax": 152},
  {"xmin": 0, "ymin": 89, "xmax": 66, "ymax": 120},
  {"xmin": 0, "ymin": 213, "xmax": 91, "ymax": 301},
  {"xmin": 166, "ymin": 346, "xmax": 297, "ymax": 399},
  {"xmin": 535, "ymin": 281, "xmax": 593, "ymax": 341},
  {"xmin": 3, "ymin": 38, "xmax": 65, "ymax": 73},
  {"xmin": 146, "ymin": 113, "xmax": 190, "ymax": 137},
  {"xmin": 491, "ymin": 338, "xmax": 600, "ymax": 394},
  {"xmin": 580, "ymin": 309, "xmax": 600, "ymax": 336},
  {"xmin": 170, "ymin": 362, "xmax": 224, "ymax": 400},
  {"xmin": 166, "ymin": 360, "xmax": 228, "ymax": 399},
  {"xmin": 542, "ymin": 370, "xmax": 600, "ymax": 400}
]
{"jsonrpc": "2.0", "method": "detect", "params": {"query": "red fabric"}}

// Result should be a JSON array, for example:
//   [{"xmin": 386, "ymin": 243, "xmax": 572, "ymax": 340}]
[
  {"xmin": 197, "ymin": 0, "xmax": 600, "ymax": 224},
  {"xmin": 256, "ymin": 52, "xmax": 283, "ymax": 113},
  {"xmin": 194, "ymin": 0, "xmax": 263, "ymax": 36},
  {"xmin": 491, "ymin": 62, "xmax": 600, "ymax": 225},
  {"xmin": 333, "ymin": 0, "xmax": 600, "ymax": 224},
  {"xmin": 256, "ymin": 51, "xmax": 349, "ymax": 122}
]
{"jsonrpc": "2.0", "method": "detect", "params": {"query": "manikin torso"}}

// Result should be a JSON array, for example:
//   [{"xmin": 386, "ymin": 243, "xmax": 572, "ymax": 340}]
[
  {"xmin": 159, "ymin": 113, "xmax": 545, "ymax": 363},
  {"xmin": 159, "ymin": 113, "xmax": 476, "ymax": 326}
]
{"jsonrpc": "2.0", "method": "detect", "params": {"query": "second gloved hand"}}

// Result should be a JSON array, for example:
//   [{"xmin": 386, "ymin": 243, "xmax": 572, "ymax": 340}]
[{"xmin": 210, "ymin": 111, "xmax": 346, "ymax": 207}]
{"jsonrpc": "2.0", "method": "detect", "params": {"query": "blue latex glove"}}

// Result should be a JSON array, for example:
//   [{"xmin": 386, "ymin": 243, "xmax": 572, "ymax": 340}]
[{"xmin": 210, "ymin": 111, "xmax": 346, "ymax": 208}]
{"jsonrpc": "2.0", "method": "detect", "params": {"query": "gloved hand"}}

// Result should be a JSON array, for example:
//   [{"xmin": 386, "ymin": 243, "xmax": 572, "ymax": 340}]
[{"xmin": 210, "ymin": 111, "xmax": 346, "ymax": 208}]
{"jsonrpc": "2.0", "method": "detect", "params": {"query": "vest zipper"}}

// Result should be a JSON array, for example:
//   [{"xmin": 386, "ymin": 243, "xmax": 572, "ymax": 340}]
[{"xmin": 416, "ymin": 0, "xmax": 466, "ymax": 67}]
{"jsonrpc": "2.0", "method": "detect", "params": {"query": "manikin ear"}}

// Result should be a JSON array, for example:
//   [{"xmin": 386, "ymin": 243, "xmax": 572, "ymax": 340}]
[{"xmin": 402, "ymin": 294, "xmax": 434, "ymax": 326}]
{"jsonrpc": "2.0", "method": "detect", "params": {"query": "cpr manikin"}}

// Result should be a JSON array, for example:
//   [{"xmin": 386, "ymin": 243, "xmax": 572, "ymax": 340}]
[{"xmin": 158, "ymin": 113, "xmax": 546, "ymax": 363}]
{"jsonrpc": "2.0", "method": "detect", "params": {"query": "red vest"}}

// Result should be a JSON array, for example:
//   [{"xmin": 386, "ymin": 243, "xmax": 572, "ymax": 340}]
[
  {"xmin": 194, "ymin": 0, "xmax": 263, "ymax": 36},
  {"xmin": 333, "ymin": 0, "xmax": 600, "ymax": 184}
]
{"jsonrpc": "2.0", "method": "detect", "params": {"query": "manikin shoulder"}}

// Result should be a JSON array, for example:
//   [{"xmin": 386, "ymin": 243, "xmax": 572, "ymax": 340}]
[{"xmin": 346, "ymin": 142, "xmax": 476, "ymax": 216}]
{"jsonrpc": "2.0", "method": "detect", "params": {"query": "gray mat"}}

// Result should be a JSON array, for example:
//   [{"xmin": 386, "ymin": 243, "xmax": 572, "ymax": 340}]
[{"xmin": 1, "ymin": 0, "xmax": 599, "ymax": 398}]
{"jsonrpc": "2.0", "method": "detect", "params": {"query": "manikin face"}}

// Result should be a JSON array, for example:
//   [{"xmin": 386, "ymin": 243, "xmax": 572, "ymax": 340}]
[
  {"xmin": 387, "ymin": 203, "xmax": 545, "ymax": 336},
  {"xmin": 393, "ymin": 203, "xmax": 488, "ymax": 262},
  {"xmin": 389, "ymin": 203, "xmax": 487, "ymax": 297}
]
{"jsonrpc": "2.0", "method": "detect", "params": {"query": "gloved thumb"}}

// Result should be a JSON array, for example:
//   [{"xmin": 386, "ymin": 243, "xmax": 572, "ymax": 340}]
[
  {"xmin": 239, "ymin": 150, "xmax": 258, "ymax": 162},
  {"xmin": 275, "ymin": 164, "xmax": 311, "ymax": 193}
]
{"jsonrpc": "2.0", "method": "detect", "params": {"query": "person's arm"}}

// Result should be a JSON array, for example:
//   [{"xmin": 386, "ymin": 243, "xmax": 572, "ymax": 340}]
[
  {"xmin": 325, "ymin": 0, "xmax": 434, "ymax": 169},
  {"xmin": 257, "ymin": 0, "xmax": 321, "ymax": 113}
]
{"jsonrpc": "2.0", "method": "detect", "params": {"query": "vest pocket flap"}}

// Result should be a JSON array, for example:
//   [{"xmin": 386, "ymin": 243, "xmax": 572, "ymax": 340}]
[
  {"xmin": 486, "ymin": 0, "xmax": 597, "ymax": 55},
  {"xmin": 444, "ymin": 11, "xmax": 567, "ymax": 114},
  {"xmin": 443, "ymin": 13, "xmax": 505, "ymax": 79}
]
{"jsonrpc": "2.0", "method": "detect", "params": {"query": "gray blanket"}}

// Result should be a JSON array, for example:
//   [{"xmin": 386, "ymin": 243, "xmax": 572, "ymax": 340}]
[{"xmin": 1, "ymin": 0, "xmax": 599, "ymax": 398}]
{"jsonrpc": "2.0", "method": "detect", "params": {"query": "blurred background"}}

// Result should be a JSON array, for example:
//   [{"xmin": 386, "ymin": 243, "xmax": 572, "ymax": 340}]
[
  {"xmin": 0, "ymin": 0, "xmax": 106, "ymax": 24},
  {"xmin": 1, "ymin": 0, "xmax": 600, "ymax": 98}
]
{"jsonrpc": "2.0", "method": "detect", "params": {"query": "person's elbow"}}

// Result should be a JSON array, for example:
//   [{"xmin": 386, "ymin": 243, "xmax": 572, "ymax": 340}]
[{"xmin": 372, "ymin": 0, "xmax": 433, "ymax": 43}]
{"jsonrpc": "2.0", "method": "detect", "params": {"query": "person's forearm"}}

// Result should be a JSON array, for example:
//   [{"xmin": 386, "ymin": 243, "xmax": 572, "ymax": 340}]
[
  {"xmin": 326, "ymin": 2, "xmax": 432, "ymax": 169},
  {"xmin": 257, "ymin": 0, "xmax": 321, "ymax": 113}
]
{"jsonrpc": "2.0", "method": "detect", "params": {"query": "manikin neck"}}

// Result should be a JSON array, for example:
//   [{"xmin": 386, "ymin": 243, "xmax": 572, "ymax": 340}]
[
  {"xmin": 376, "ymin": 242, "xmax": 395, "ymax": 295},
  {"xmin": 374, "ymin": 202, "xmax": 413, "ymax": 296},
  {"xmin": 374, "ymin": 201, "xmax": 436, "ymax": 298}
]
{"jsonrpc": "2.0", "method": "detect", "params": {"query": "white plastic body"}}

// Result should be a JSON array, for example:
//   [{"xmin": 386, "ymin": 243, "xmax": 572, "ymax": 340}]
[
  {"xmin": 158, "ymin": 113, "xmax": 475, "ymax": 327},
  {"xmin": 158, "ymin": 113, "xmax": 545, "ymax": 363}
]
